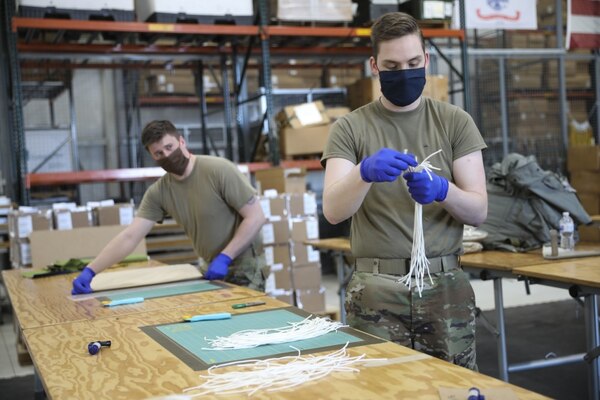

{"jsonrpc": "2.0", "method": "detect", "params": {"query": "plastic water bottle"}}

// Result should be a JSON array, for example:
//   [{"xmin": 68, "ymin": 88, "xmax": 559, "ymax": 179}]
[{"xmin": 559, "ymin": 212, "xmax": 575, "ymax": 251}]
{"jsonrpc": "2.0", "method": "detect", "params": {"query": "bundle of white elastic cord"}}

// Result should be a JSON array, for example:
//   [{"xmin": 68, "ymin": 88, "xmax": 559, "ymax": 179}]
[
  {"xmin": 203, "ymin": 316, "xmax": 347, "ymax": 350},
  {"xmin": 183, "ymin": 343, "xmax": 383, "ymax": 397},
  {"xmin": 397, "ymin": 149, "xmax": 443, "ymax": 297}
]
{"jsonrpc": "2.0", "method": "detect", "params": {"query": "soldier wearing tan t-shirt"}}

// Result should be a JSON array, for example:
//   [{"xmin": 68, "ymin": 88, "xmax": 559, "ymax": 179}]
[
  {"xmin": 72, "ymin": 120, "xmax": 267, "ymax": 294},
  {"xmin": 321, "ymin": 12, "xmax": 487, "ymax": 370}
]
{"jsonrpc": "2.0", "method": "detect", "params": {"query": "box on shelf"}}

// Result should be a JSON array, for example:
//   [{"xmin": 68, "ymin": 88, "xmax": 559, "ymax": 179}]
[
  {"xmin": 570, "ymin": 171, "xmax": 600, "ymax": 194},
  {"xmin": 135, "ymin": 0, "xmax": 253, "ymax": 24},
  {"xmin": 279, "ymin": 124, "xmax": 331, "ymax": 158},
  {"xmin": 8, "ymin": 209, "xmax": 52, "ymax": 239},
  {"xmin": 140, "ymin": 69, "xmax": 196, "ymax": 96},
  {"xmin": 260, "ymin": 195, "xmax": 288, "ymax": 218},
  {"xmin": 578, "ymin": 193, "xmax": 600, "ymax": 215},
  {"xmin": 93, "ymin": 203, "xmax": 135, "ymax": 226},
  {"xmin": 567, "ymin": 145, "xmax": 600, "ymax": 172},
  {"xmin": 271, "ymin": 0, "xmax": 353, "ymax": 22},
  {"xmin": 398, "ymin": 0, "xmax": 453, "ymax": 21},
  {"xmin": 254, "ymin": 167, "xmax": 307, "ymax": 195},
  {"xmin": 53, "ymin": 207, "xmax": 92, "ymax": 230},
  {"xmin": 276, "ymin": 101, "xmax": 330, "ymax": 129}
]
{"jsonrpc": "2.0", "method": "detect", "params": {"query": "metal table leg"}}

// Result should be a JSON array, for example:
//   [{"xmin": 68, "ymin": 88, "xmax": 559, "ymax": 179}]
[
  {"xmin": 337, "ymin": 252, "xmax": 346, "ymax": 324},
  {"xmin": 584, "ymin": 294, "xmax": 600, "ymax": 400},
  {"xmin": 494, "ymin": 277, "xmax": 509, "ymax": 381}
]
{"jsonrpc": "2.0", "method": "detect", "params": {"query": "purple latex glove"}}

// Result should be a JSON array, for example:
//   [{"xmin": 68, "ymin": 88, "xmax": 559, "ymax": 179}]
[
  {"xmin": 360, "ymin": 148, "xmax": 417, "ymax": 183},
  {"xmin": 204, "ymin": 253, "xmax": 233, "ymax": 280},
  {"xmin": 403, "ymin": 170, "xmax": 449, "ymax": 205},
  {"xmin": 71, "ymin": 266, "xmax": 96, "ymax": 295}
]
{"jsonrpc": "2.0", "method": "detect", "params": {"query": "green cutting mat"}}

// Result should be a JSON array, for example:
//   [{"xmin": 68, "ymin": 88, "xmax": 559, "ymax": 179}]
[
  {"xmin": 97, "ymin": 280, "xmax": 225, "ymax": 302},
  {"xmin": 141, "ymin": 307, "xmax": 384, "ymax": 370}
]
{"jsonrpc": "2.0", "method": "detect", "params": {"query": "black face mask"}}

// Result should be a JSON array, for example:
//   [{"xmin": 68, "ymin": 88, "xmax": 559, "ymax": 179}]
[
  {"xmin": 379, "ymin": 67, "xmax": 427, "ymax": 107},
  {"xmin": 157, "ymin": 146, "xmax": 190, "ymax": 176}
]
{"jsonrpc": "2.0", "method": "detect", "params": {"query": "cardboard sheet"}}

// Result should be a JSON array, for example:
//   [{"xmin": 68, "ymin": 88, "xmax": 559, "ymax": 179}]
[{"xmin": 90, "ymin": 263, "xmax": 202, "ymax": 291}]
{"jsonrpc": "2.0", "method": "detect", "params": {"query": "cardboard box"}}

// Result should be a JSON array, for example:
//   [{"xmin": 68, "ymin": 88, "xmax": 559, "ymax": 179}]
[
  {"xmin": 53, "ymin": 208, "xmax": 92, "ymax": 230},
  {"xmin": 288, "ymin": 193, "xmax": 318, "ymax": 217},
  {"xmin": 264, "ymin": 244, "xmax": 291, "ymax": 267},
  {"xmin": 9, "ymin": 210, "xmax": 52, "ymax": 239},
  {"xmin": 579, "ymin": 224, "xmax": 600, "ymax": 242},
  {"xmin": 261, "ymin": 218, "xmax": 291, "ymax": 245},
  {"xmin": 291, "ymin": 217, "xmax": 319, "ymax": 242},
  {"xmin": 29, "ymin": 225, "xmax": 147, "ymax": 269},
  {"xmin": 260, "ymin": 196, "xmax": 288, "ymax": 218},
  {"xmin": 94, "ymin": 203, "xmax": 135, "ymax": 226},
  {"xmin": 276, "ymin": 100, "xmax": 330, "ymax": 129},
  {"xmin": 325, "ymin": 107, "xmax": 351, "ymax": 121},
  {"xmin": 280, "ymin": 124, "xmax": 331, "ymax": 157},
  {"xmin": 254, "ymin": 167, "xmax": 306, "ymax": 195},
  {"xmin": 571, "ymin": 171, "xmax": 600, "ymax": 194},
  {"xmin": 295, "ymin": 287, "xmax": 326, "ymax": 313},
  {"xmin": 568, "ymin": 146, "xmax": 600, "ymax": 172},
  {"xmin": 579, "ymin": 193, "xmax": 600, "ymax": 215},
  {"xmin": 264, "ymin": 264, "xmax": 293, "ymax": 292},
  {"xmin": 272, "ymin": 0, "xmax": 353, "ymax": 22},
  {"xmin": 291, "ymin": 262, "xmax": 322, "ymax": 290},
  {"xmin": 291, "ymin": 241, "xmax": 321, "ymax": 265}
]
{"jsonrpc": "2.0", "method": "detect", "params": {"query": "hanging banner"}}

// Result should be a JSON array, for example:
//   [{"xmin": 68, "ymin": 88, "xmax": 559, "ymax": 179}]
[
  {"xmin": 566, "ymin": 0, "xmax": 600, "ymax": 49},
  {"xmin": 464, "ymin": 0, "xmax": 538, "ymax": 30}
]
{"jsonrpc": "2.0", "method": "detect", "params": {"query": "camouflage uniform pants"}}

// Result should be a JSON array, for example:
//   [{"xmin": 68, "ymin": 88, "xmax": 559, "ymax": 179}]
[
  {"xmin": 225, "ymin": 254, "xmax": 268, "ymax": 292},
  {"xmin": 345, "ymin": 269, "xmax": 477, "ymax": 370}
]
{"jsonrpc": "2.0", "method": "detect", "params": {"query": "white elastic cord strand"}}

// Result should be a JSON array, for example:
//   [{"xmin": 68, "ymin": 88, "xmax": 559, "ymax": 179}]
[
  {"xmin": 398, "ymin": 149, "xmax": 443, "ymax": 297},
  {"xmin": 183, "ymin": 343, "xmax": 385, "ymax": 397},
  {"xmin": 203, "ymin": 316, "xmax": 348, "ymax": 350}
]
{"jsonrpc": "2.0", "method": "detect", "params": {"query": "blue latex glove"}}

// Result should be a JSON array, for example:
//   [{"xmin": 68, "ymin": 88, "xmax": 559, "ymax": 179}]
[
  {"xmin": 71, "ymin": 267, "xmax": 96, "ymax": 295},
  {"xmin": 403, "ymin": 170, "xmax": 449, "ymax": 205},
  {"xmin": 360, "ymin": 148, "xmax": 417, "ymax": 183},
  {"xmin": 204, "ymin": 253, "xmax": 233, "ymax": 280}
]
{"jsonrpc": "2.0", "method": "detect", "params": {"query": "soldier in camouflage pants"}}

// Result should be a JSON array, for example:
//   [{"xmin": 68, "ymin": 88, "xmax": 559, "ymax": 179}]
[{"xmin": 345, "ymin": 269, "xmax": 477, "ymax": 370}]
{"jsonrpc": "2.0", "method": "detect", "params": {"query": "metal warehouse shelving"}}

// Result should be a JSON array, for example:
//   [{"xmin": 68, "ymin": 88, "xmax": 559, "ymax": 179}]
[{"xmin": 2, "ymin": 0, "xmax": 469, "ymax": 204}]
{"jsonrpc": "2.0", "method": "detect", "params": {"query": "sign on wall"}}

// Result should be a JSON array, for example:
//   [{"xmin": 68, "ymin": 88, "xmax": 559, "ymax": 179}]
[
  {"xmin": 464, "ymin": 0, "xmax": 538, "ymax": 30},
  {"xmin": 566, "ymin": 0, "xmax": 600, "ymax": 49}
]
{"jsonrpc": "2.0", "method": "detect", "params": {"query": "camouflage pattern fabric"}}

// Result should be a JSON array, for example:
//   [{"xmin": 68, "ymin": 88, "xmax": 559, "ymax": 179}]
[
  {"xmin": 226, "ymin": 254, "xmax": 268, "ymax": 292},
  {"xmin": 345, "ymin": 269, "xmax": 477, "ymax": 370}
]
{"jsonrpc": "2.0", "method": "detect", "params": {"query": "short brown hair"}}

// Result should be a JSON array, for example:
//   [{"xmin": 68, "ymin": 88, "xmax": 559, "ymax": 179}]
[
  {"xmin": 371, "ymin": 12, "xmax": 425, "ymax": 58},
  {"xmin": 141, "ymin": 120, "xmax": 180, "ymax": 148}
]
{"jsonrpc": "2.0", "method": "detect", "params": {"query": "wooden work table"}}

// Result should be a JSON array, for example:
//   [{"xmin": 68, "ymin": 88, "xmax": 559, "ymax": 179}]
[
  {"xmin": 23, "ymin": 295, "xmax": 549, "ymax": 400},
  {"xmin": 2, "ymin": 261, "xmax": 264, "ymax": 330}
]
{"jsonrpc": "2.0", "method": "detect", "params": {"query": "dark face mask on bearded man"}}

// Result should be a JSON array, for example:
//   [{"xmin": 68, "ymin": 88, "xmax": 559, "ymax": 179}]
[{"xmin": 156, "ymin": 146, "xmax": 190, "ymax": 176}]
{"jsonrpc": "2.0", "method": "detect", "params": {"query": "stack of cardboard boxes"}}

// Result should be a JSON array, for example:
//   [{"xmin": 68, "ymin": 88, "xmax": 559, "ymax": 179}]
[
  {"xmin": 255, "ymin": 167, "xmax": 326, "ymax": 313},
  {"xmin": 276, "ymin": 100, "xmax": 337, "ymax": 159},
  {"xmin": 568, "ymin": 145, "xmax": 600, "ymax": 241},
  {"xmin": 8, "ymin": 201, "xmax": 135, "ymax": 268}
]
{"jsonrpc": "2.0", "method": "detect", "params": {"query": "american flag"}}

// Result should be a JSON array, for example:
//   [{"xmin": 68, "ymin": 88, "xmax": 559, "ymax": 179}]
[{"xmin": 566, "ymin": 0, "xmax": 600, "ymax": 49}]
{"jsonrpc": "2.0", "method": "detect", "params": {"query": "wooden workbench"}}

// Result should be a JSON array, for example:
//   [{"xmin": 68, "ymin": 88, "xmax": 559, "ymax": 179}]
[
  {"xmin": 2, "ymin": 261, "xmax": 263, "ymax": 330},
  {"xmin": 23, "ymin": 295, "xmax": 549, "ymax": 400}
]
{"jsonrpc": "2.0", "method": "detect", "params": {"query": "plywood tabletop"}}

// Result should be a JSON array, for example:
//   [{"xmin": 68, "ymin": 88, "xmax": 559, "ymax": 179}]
[
  {"xmin": 2, "ymin": 261, "xmax": 263, "ymax": 330},
  {"xmin": 513, "ymin": 256, "xmax": 600, "ymax": 288},
  {"xmin": 305, "ymin": 237, "xmax": 351, "ymax": 253},
  {"xmin": 23, "ymin": 296, "xmax": 549, "ymax": 400}
]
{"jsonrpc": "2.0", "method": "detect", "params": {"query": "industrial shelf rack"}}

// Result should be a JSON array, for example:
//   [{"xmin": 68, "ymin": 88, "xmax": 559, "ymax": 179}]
[{"xmin": 2, "ymin": 0, "xmax": 468, "ymax": 204}]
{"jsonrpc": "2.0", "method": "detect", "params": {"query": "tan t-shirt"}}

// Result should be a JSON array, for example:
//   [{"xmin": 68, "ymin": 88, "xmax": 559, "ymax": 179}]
[
  {"xmin": 137, "ymin": 156, "xmax": 256, "ymax": 261},
  {"xmin": 321, "ymin": 97, "xmax": 487, "ymax": 259}
]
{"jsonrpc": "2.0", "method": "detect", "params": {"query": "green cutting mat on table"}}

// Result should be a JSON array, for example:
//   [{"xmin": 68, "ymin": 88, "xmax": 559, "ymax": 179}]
[
  {"xmin": 97, "ymin": 280, "xmax": 226, "ymax": 302},
  {"xmin": 141, "ymin": 307, "xmax": 384, "ymax": 370}
]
